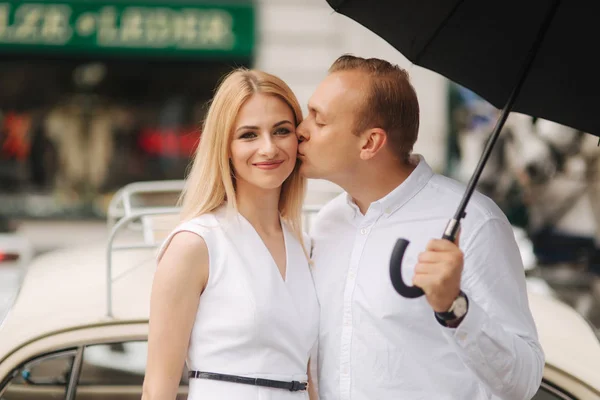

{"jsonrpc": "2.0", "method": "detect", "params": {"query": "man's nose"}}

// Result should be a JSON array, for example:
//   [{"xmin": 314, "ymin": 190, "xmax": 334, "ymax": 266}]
[{"xmin": 297, "ymin": 121, "xmax": 309, "ymax": 143}]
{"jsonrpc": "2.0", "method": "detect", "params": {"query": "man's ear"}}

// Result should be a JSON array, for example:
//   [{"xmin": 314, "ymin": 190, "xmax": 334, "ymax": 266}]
[{"xmin": 359, "ymin": 128, "xmax": 387, "ymax": 160}]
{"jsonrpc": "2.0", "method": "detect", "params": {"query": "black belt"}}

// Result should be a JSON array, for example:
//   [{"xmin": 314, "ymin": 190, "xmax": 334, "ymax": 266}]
[{"xmin": 188, "ymin": 370, "xmax": 308, "ymax": 392}]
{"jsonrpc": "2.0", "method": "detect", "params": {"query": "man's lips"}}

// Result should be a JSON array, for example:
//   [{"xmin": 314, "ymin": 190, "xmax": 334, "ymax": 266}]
[
  {"xmin": 253, "ymin": 160, "xmax": 284, "ymax": 169},
  {"xmin": 297, "ymin": 142, "xmax": 306, "ymax": 157}
]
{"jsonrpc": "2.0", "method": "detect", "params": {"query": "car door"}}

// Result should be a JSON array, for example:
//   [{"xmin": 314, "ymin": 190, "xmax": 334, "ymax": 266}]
[{"xmin": 0, "ymin": 340, "xmax": 188, "ymax": 400}]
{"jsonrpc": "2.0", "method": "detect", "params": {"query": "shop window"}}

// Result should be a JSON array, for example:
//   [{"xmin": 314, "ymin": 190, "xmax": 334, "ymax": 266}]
[{"xmin": 0, "ymin": 57, "xmax": 242, "ymax": 219}]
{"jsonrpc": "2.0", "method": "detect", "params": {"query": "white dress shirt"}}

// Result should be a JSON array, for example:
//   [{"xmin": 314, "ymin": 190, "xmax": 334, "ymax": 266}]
[{"xmin": 310, "ymin": 156, "xmax": 544, "ymax": 400}]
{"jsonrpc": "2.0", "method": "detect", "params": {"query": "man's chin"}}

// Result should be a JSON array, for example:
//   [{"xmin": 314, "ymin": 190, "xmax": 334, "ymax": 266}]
[
  {"xmin": 298, "ymin": 156, "xmax": 327, "ymax": 179},
  {"xmin": 299, "ymin": 162, "xmax": 316, "ymax": 179}
]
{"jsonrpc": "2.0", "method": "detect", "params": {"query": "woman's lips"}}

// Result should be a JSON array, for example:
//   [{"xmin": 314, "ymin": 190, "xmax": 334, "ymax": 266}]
[{"xmin": 253, "ymin": 160, "xmax": 284, "ymax": 170}]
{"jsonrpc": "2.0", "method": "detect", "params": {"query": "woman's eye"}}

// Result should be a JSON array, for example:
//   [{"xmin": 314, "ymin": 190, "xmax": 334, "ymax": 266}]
[
  {"xmin": 274, "ymin": 127, "xmax": 292, "ymax": 135},
  {"xmin": 315, "ymin": 121, "xmax": 325, "ymax": 127},
  {"xmin": 240, "ymin": 132, "xmax": 257, "ymax": 139}
]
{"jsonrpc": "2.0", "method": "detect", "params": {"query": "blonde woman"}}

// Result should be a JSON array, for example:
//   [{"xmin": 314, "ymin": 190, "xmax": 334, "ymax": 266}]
[{"xmin": 142, "ymin": 69, "xmax": 319, "ymax": 400}]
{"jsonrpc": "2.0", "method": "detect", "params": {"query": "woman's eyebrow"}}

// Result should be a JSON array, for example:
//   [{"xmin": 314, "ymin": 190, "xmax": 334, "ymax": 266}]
[
  {"xmin": 273, "ymin": 120, "xmax": 293, "ymax": 127},
  {"xmin": 236, "ymin": 125, "xmax": 258, "ymax": 132},
  {"xmin": 236, "ymin": 120, "xmax": 292, "ymax": 133}
]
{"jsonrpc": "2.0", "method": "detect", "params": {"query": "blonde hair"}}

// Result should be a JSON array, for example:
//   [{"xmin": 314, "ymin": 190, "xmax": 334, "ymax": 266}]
[{"xmin": 179, "ymin": 68, "xmax": 307, "ymax": 244}]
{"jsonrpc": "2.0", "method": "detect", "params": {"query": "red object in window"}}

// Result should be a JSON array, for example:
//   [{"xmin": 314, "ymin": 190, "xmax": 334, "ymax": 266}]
[
  {"xmin": 1, "ymin": 112, "xmax": 31, "ymax": 160},
  {"xmin": 138, "ymin": 127, "xmax": 200, "ymax": 157},
  {"xmin": 0, "ymin": 252, "xmax": 19, "ymax": 263}
]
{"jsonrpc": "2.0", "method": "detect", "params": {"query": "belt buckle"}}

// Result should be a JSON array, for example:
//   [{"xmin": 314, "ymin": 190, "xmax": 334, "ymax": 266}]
[{"xmin": 289, "ymin": 380, "xmax": 304, "ymax": 391}]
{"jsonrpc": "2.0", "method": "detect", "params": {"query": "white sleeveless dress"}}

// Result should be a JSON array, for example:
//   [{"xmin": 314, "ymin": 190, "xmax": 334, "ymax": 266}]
[{"xmin": 158, "ymin": 207, "xmax": 320, "ymax": 400}]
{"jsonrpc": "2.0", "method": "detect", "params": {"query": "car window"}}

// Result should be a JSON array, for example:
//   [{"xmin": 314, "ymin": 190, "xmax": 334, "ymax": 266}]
[
  {"xmin": 76, "ymin": 341, "xmax": 188, "ymax": 385},
  {"xmin": 533, "ymin": 381, "xmax": 577, "ymax": 400},
  {"xmin": 77, "ymin": 342, "xmax": 147, "ymax": 386},
  {"xmin": 0, "ymin": 349, "xmax": 76, "ymax": 400},
  {"xmin": 74, "ymin": 340, "xmax": 188, "ymax": 400}
]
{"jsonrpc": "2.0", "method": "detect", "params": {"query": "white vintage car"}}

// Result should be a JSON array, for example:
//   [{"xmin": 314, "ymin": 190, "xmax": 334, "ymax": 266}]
[
  {"xmin": 0, "ymin": 216, "xmax": 33, "ymax": 325},
  {"xmin": 0, "ymin": 181, "xmax": 598, "ymax": 400}
]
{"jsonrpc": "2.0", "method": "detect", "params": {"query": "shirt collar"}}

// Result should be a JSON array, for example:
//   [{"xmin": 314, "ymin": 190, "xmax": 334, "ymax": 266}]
[{"xmin": 346, "ymin": 154, "xmax": 434, "ymax": 218}]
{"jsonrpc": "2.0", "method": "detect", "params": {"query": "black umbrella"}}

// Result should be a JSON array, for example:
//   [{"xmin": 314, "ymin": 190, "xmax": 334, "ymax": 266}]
[{"xmin": 325, "ymin": 0, "xmax": 600, "ymax": 298}]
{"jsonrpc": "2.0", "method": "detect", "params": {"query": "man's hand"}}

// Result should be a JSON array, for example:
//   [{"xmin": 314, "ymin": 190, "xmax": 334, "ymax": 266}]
[{"xmin": 412, "ymin": 237, "xmax": 464, "ymax": 312}]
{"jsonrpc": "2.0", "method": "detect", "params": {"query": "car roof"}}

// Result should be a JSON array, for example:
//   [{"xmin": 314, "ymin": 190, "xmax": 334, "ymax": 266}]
[
  {"xmin": 0, "ymin": 241, "xmax": 157, "ymax": 361},
  {"xmin": 529, "ymin": 291, "xmax": 600, "ymax": 391}
]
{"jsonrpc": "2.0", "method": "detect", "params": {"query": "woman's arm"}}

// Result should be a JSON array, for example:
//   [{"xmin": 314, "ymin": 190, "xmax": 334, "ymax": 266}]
[
  {"xmin": 142, "ymin": 232, "xmax": 209, "ymax": 400},
  {"xmin": 307, "ymin": 359, "xmax": 318, "ymax": 400}
]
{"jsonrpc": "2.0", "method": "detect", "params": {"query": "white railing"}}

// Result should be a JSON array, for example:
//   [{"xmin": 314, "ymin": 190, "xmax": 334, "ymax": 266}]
[
  {"xmin": 105, "ymin": 180, "xmax": 184, "ymax": 317},
  {"xmin": 106, "ymin": 179, "xmax": 185, "ymax": 228}
]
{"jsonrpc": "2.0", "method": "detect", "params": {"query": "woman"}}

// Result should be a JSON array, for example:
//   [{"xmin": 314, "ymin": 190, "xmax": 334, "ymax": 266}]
[{"xmin": 142, "ymin": 69, "xmax": 319, "ymax": 399}]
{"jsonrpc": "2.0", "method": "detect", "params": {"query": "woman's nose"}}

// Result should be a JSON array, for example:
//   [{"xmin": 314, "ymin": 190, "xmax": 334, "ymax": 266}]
[{"xmin": 259, "ymin": 137, "xmax": 278, "ymax": 156}]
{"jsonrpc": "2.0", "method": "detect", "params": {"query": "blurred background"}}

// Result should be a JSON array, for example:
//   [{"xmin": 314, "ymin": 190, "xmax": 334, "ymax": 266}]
[{"xmin": 0, "ymin": 0, "xmax": 598, "ymax": 330}]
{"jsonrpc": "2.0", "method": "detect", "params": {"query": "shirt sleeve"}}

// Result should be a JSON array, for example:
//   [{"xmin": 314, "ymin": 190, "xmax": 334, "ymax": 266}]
[{"xmin": 440, "ymin": 217, "xmax": 545, "ymax": 400}]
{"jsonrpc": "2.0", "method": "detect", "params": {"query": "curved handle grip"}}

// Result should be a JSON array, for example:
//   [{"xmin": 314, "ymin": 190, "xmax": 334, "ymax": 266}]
[{"xmin": 389, "ymin": 238, "xmax": 425, "ymax": 298}]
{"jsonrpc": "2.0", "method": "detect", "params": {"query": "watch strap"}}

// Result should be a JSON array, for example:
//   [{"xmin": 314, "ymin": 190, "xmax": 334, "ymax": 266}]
[{"xmin": 435, "ymin": 290, "xmax": 468, "ymax": 321}]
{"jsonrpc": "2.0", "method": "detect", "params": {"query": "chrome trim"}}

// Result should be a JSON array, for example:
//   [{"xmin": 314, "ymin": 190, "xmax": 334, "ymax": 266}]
[
  {"xmin": 105, "ymin": 180, "xmax": 185, "ymax": 318},
  {"xmin": 106, "ymin": 209, "xmax": 179, "ymax": 318},
  {"xmin": 538, "ymin": 380, "xmax": 576, "ymax": 400},
  {"xmin": 106, "ymin": 180, "xmax": 185, "ymax": 228},
  {"xmin": 65, "ymin": 346, "xmax": 84, "ymax": 400},
  {"xmin": 22, "ymin": 348, "xmax": 78, "ymax": 373}
]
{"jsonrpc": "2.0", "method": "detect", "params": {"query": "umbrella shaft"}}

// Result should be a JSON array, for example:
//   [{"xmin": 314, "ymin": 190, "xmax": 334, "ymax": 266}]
[{"xmin": 450, "ymin": 0, "xmax": 562, "ymax": 241}]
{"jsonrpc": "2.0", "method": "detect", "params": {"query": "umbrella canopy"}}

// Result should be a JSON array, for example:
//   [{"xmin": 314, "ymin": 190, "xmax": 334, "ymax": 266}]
[
  {"xmin": 325, "ymin": 0, "xmax": 600, "ymax": 298},
  {"xmin": 326, "ymin": 0, "xmax": 599, "ymax": 137}
]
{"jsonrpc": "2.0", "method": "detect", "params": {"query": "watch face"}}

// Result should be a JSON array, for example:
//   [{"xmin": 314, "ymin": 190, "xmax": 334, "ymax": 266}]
[{"xmin": 453, "ymin": 296, "xmax": 468, "ymax": 318}]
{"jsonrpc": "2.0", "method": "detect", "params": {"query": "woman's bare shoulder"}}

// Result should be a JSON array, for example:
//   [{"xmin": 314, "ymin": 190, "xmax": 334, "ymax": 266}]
[
  {"xmin": 160, "ymin": 231, "xmax": 209, "ymax": 267},
  {"xmin": 155, "ymin": 233, "xmax": 207, "ymax": 292}
]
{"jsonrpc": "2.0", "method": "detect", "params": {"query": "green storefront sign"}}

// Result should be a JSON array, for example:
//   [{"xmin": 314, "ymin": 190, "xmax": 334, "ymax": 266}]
[{"xmin": 0, "ymin": 0, "xmax": 254, "ymax": 59}]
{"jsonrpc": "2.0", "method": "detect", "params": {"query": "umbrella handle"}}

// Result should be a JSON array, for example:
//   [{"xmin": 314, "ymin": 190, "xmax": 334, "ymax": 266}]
[
  {"xmin": 390, "ymin": 219, "xmax": 460, "ymax": 298},
  {"xmin": 389, "ymin": 238, "xmax": 425, "ymax": 298}
]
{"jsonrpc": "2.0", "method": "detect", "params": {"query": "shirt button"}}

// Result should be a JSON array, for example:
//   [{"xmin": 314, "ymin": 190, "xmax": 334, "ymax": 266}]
[{"xmin": 360, "ymin": 228, "xmax": 368, "ymax": 235}]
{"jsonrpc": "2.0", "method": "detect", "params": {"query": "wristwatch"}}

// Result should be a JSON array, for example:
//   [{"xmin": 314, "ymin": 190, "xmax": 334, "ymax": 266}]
[{"xmin": 435, "ymin": 290, "xmax": 469, "ymax": 322}]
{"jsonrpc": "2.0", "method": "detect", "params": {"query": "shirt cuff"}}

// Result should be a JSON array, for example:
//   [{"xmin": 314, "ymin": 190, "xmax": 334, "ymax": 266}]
[{"xmin": 439, "ymin": 297, "xmax": 486, "ymax": 346}]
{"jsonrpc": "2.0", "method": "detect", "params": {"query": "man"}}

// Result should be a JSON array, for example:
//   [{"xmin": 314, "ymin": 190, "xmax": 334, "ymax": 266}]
[{"xmin": 297, "ymin": 55, "xmax": 544, "ymax": 400}]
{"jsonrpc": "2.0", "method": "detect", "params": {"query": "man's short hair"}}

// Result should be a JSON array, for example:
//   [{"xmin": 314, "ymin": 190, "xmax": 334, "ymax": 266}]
[{"xmin": 329, "ymin": 54, "xmax": 420, "ymax": 162}]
